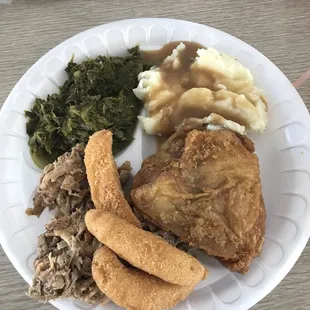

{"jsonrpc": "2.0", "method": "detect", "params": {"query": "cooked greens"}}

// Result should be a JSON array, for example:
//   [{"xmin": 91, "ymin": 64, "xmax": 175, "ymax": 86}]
[{"xmin": 25, "ymin": 47, "xmax": 150, "ymax": 167}]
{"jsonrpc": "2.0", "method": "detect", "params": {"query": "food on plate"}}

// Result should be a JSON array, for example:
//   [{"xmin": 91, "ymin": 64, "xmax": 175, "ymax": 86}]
[
  {"xmin": 25, "ymin": 143, "xmax": 90, "ymax": 217},
  {"xmin": 26, "ymin": 144, "xmax": 108, "ymax": 304},
  {"xmin": 118, "ymin": 160, "xmax": 132, "ymax": 186},
  {"xmin": 132, "ymin": 118, "xmax": 205, "ymax": 190},
  {"xmin": 133, "ymin": 42, "xmax": 268, "ymax": 136},
  {"xmin": 26, "ymin": 139, "xmax": 193, "ymax": 307},
  {"xmin": 140, "ymin": 218, "xmax": 194, "ymax": 253},
  {"xmin": 92, "ymin": 246, "xmax": 197, "ymax": 310},
  {"xmin": 131, "ymin": 128, "xmax": 266, "ymax": 273},
  {"xmin": 85, "ymin": 210, "xmax": 207, "ymax": 286},
  {"xmin": 24, "ymin": 39, "xmax": 269, "ymax": 309},
  {"xmin": 203, "ymin": 112, "xmax": 246, "ymax": 134},
  {"xmin": 84, "ymin": 130, "xmax": 140, "ymax": 227},
  {"xmin": 25, "ymin": 46, "xmax": 150, "ymax": 168},
  {"xmin": 83, "ymin": 129, "xmax": 207, "ymax": 309}
]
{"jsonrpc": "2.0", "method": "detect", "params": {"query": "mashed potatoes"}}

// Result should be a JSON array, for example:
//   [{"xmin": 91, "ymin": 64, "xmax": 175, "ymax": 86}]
[{"xmin": 133, "ymin": 42, "xmax": 268, "ymax": 136}]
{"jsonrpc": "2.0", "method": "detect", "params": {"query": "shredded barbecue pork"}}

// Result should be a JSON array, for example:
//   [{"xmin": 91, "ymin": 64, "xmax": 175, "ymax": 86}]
[{"xmin": 26, "ymin": 144, "xmax": 108, "ymax": 304}]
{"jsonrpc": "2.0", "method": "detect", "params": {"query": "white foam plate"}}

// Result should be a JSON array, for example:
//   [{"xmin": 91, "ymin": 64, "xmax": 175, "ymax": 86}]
[{"xmin": 0, "ymin": 18, "xmax": 310, "ymax": 310}]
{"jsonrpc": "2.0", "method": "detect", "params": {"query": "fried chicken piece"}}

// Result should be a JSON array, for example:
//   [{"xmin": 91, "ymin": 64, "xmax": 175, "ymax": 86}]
[
  {"xmin": 133, "ymin": 119, "xmax": 204, "ymax": 189},
  {"xmin": 131, "ymin": 129, "xmax": 265, "ymax": 273},
  {"xmin": 92, "ymin": 246, "xmax": 197, "ymax": 310},
  {"xmin": 86, "ymin": 210, "xmax": 207, "ymax": 286},
  {"xmin": 84, "ymin": 130, "xmax": 140, "ymax": 227}
]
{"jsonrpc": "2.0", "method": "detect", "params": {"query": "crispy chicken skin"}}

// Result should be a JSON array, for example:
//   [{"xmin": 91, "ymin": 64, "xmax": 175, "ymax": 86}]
[{"xmin": 131, "ymin": 129, "xmax": 265, "ymax": 273}]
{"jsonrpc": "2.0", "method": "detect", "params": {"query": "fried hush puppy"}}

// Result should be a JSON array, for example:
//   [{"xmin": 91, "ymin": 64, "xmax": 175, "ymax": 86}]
[
  {"xmin": 84, "ymin": 130, "xmax": 140, "ymax": 227},
  {"xmin": 86, "ymin": 210, "xmax": 207, "ymax": 286},
  {"xmin": 92, "ymin": 246, "xmax": 196, "ymax": 310},
  {"xmin": 84, "ymin": 129, "xmax": 208, "ymax": 310}
]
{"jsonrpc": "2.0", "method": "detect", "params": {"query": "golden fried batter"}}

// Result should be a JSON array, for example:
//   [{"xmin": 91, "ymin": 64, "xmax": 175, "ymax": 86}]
[
  {"xmin": 86, "ymin": 210, "xmax": 207, "ymax": 286},
  {"xmin": 131, "ymin": 129, "xmax": 265, "ymax": 273},
  {"xmin": 92, "ymin": 246, "xmax": 196, "ymax": 310},
  {"xmin": 84, "ymin": 130, "xmax": 140, "ymax": 227}
]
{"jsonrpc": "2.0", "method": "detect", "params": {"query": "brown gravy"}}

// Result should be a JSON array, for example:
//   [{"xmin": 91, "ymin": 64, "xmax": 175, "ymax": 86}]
[
  {"xmin": 139, "ymin": 41, "xmax": 267, "ymax": 138},
  {"xmin": 143, "ymin": 41, "xmax": 206, "ymax": 90},
  {"xmin": 142, "ymin": 41, "xmax": 211, "ymax": 135},
  {"xmin": 142, "ymin": 41, "xmax": 205, "ymax": 66}
]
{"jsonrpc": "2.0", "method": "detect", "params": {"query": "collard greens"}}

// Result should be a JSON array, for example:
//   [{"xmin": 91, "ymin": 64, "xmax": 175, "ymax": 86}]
[{"xmin": 25, "ymin": 47, "xmax": 149, "ymax": 166}]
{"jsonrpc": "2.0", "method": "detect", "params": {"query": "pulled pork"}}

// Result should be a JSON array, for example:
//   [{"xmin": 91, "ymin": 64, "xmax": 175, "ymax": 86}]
[
  {"xmin": 142, "ymin": 222, "xmax": 194, "ymax": 254},
  {"xmin": 136, "ymin": 214, "xmax": 195, "ymax": 255},
  {"xmin": 27, "ymin": 144, "xmax": 107, "ymax": 304},
  {"xmin": 26, "ymin": 143, "xmax": 189, "ymax": 305},
  {"xmin": 117, "ymin": 160, "xmax": 132, "ymax": 186}
]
